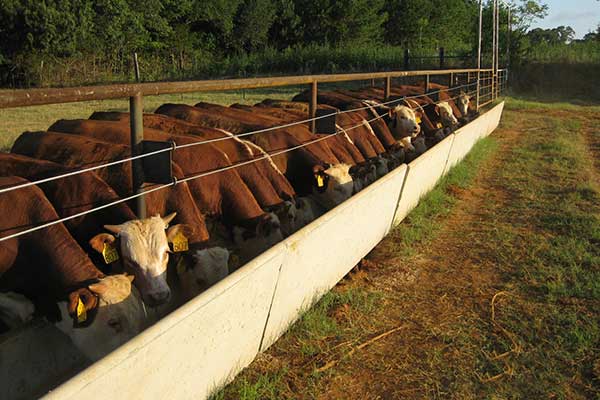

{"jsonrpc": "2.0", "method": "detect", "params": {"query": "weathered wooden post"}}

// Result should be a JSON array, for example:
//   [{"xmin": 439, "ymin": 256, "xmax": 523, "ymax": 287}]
[
  {"xmin": 309, "ymin": 80, "xmax": 318, "ymax": 133},
  {"xmin": 130, "ymin": 53, "xmax": 145, "ymax": 218}
]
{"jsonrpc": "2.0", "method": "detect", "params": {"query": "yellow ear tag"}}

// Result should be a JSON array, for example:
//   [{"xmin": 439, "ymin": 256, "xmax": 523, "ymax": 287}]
[
  {"xmin": 436, "ymin": 122, "xmax": 443, "ymax": 129},
  {"xmin": 416, "ymin": 116, "xmax": 422, "ymax": 124},
  {"xmin": 76, "ymin": 297, "xmax": 87, "ymax": 323},
  {"xmin": 175, "ymin": 256, "xmax": 187, "ymax": 275},
  {"xmin": 102, "ymin": 242, "xmax": 120, "ymax": 264},
  {"xmin": 316, "ymin": 175, "xmax": 324, "ymax": 188},
  {"xmin": 171, "ymin": 232, "xmax": 189, "ymax": 253}
]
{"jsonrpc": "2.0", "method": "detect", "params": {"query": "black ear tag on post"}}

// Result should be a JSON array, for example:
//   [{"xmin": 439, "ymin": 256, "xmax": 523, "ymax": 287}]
[
  {"xmin": 141, "ymin": 140, "xmax": 174, "ymax": 184},
  {"xmin": 315, "ymin": 109, "xmax": 337, "ymax": 134}
]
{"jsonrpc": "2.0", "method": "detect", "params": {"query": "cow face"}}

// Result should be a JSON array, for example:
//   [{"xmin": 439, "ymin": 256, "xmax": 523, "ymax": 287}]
[
  {"xmin": 57, "ymin": 274, "xmax": 147, "ymax": 361},
  {"xmin": 436, "ymin": 102, "xmax": 458, "ymax": 127},
  {"xmin": 0, "ymin": 292, "xmax": 35, "ymax": 330},
  {"xmin": 388, "ymin": 105, "xmax": 421, "ymax": 139},
  {"xmin": 458, "ymin": 92, "xmax": 471, "ymax": 116},
  {"xmin": 312, "ymin": 164, "xmax": 353, "ymax": 209},
  {"xmin": 177, "ymin": 247, "xmax": 230, "ymax": 299},
  {"xmin": 233, "ymin": 213, "xmax": 284, "ymax": 261},
  {"xmin": 269, "ymin": 201, "xmax": 297, "ymax": 237},
  {"xmin": 92, "ymin": 213, "xmax": 183, "ymax": 307},
  {"xmin": 293, "ymin": 197, "xmax": 316, "ymax": 229}
]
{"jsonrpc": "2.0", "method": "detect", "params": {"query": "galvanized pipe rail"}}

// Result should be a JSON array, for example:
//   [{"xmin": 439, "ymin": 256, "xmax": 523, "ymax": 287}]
[{"xmin": 0, "ymin": 67, "xmax": 499, "ymax": 219}]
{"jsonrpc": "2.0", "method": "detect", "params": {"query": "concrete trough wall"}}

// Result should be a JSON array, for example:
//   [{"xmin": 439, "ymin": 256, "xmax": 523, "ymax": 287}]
[{"xmin": 33, "ymin": 102, "xmax": 503, "ymax": 400}]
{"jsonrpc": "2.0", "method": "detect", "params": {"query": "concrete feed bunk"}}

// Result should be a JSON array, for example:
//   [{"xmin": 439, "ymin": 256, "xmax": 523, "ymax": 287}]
[{"xmin": 1, "ymin": 102, "xmax": 504, "ymax": 400}]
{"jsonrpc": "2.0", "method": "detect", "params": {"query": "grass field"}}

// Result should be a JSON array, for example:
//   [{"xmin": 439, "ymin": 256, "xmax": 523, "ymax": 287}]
[
  {"xmin": 0, "ymin": 86, "xmax": 301, "ymax": 151},
  {"xmin": 214, "ymin": 98, "xmax": 600, "ymax": 399}
]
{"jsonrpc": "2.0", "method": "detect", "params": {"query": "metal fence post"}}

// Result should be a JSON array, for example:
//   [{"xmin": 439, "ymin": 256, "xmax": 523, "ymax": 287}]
[
  {"xmin": 439, "ymin": 47, "xmax": 445, "ymax": 69},
  {"xmin": 384, "ymin": 76, "xmax": 391, "ymax": 100},
  {"xmin": 425, "ymin": 74, "xmax": 430, "ymax": 94},
  {"xmin": 404, "ymin": 49, "xmax": 410, "ymax": 70},
  {"xmin": 129, "ymin": 93, "xmax": 146, "ymax": 219},
  {"xmin": 476, "ymin": 0, "xmax": 483, "ymax": 111},
  {"xmin": 309, "ymin": 80, "xmax": 318, "ymax": 133}
]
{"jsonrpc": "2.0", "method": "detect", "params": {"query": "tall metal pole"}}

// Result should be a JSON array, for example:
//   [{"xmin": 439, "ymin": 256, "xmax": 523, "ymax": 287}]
[
  {"xmin": 476, "ymin": 0, "xmax": 483, "ymax": 110},
  {"xmin": 309, "ymin": 80, "xmax": 318, "ymax": 133},
  {"xmin": 495, "ymin": 0, "xmax": 500, "ymax": 98},
  {"xmin": 491, "ymin": 0, "xmax": 497, "ymax": 101},
  {"xmin": 130, "ymin": 53, "xmax": 145, "ymax": 219},
  {"xmin": 129, "ymin": 93, "xmax": 146, "ymax": 219}
]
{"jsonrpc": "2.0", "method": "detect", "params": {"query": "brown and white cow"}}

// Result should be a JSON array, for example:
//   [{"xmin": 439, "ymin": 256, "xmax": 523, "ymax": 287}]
[
  {"xmin": 10, "ymin": 133, "xmax": 211, "ymax": 305},
  {"xmin": 156, "ymin": 103, "xmax": 354, "ymax": 211},
  {"xmin": 46, "ymin": 119, "xmax": 283, "ymax": 259},
  {"xmin": 0, "ymin": 177, "xmax": 147, "ymax": 359}
]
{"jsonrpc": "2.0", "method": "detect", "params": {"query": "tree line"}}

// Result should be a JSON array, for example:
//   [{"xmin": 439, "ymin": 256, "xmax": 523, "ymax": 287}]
[{"xmin": 0, "ymin": 0, "xmax": 596, "ymax": 87}]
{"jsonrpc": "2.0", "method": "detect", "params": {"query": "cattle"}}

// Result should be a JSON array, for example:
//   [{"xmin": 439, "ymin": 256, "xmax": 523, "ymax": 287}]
[
  {"xmin": 155, "ymin": 103, "xmax": 354, "ymax": 210},
  {"xmin": 0, "ymin": 153, "xmax": 136, "ymax": 252},
  {"xmin": 0, "ymin": 177, "xmax": 147, "ymax": 359},
  {"xmin": 9, "ymin": 132, "xmax": 216, "ymax": 305},
  {"xmin": 86, "ymin": 112, "xmax": 304, "ymax": 237},
  {"xmin": 54, "ymin": 273, "xmax": 147, "ymax": 361},
  {"xmin": 46, "ymin": 119, "xmax": 283, "ymax": 258}
]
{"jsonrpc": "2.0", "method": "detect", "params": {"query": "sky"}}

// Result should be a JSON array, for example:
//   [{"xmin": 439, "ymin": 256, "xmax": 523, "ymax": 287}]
[{"xmin": 528, "ymin": 0, "xmax": 599, "ymax": 38}]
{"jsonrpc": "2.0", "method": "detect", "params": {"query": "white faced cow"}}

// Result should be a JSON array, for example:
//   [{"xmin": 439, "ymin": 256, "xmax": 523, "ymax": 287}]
[
  {"xmin": 55, "ymin": 273, "xmax": 147, "ymax": 361},
  {"xmin": 458, "ymin": 92, "xmax": 471, "ymax": 117},
  {"xmin": 436, "ymin": 101, "xmax": 459, "ymax": 127},
  {"xmin": 89, "ymin": 213, "xmax": 183, "ymax": 307}
]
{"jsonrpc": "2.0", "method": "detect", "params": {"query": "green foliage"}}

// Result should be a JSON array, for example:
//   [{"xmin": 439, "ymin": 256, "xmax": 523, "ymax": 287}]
[{"xmin": 0, "ymin": 0, "xmax": 594, "ymax": 87}]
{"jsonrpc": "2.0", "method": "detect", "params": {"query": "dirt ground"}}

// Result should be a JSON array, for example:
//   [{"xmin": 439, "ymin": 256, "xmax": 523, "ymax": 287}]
[{"xmin": 220, "ymin": 102, "xmax": 600, "ymax": 400}]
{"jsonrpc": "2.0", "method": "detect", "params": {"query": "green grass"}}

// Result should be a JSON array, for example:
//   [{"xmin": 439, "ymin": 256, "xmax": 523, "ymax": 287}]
[
  {"xmin": 215, "ymin": 98, "xmax": 600, "ymax": 399},
  {"xmin": 389, "ymin": 136, "xmax": 499, "ymax": 257},
  {"xmin": 0, "ymin": 86, "xmax": 301, "ymax": 151}
]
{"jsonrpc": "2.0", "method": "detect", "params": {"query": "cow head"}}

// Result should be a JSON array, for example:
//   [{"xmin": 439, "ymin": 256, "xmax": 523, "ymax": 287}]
[
  {"xmin": 436, "ymin": 102, "xmax": 458, "ymax": 127},
  {"xmin": 458, "ymin": 91, "xmax": 471, "ymax": 117},
  {"xmin": 312, "ymin": 164, "xmax": 353, "ymax": 209},
  {"xmin": 293, "ymin": 197, "xmax": 316, "ymax": 229},
  {"xmin": 268, "ymin": 201, "xmax": 297, "ymax": 237},
  {"xmin": 90, "ymin": 213, "xmax": 190, "ymax": 307},
  {"xmin": 387, "ymin": 105, "xmax": 421, "ymax": 140},
  {"xmin": 176, "ymin": 247, "xmax": 230, "ymax": 299},
  {"xmin": 58, "ymin": 274, "xmax": 147, "ymax": 361},
  {"xmin": 233, "ymin": 212, "xmax": 284, "ymax": 261}
]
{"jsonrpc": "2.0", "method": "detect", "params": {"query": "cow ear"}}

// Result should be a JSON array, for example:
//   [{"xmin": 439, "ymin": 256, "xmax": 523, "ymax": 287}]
[
  {"xmin": 125, "ymin": 274, "xmax": 135, "ymax": 283},
  {"xmin": 104, "ymin": 224, "xmax": 122, "ymax": 235},
  {"xmin": 162, "ymin": 212, "xmax": 177, "ymax": 227},
  {"xmin": 89, "ymin": 233, "xmax": 116, "ymax": 254},
  {"xmin": 167, "ymin": 224, "xmax": 194, "ymax": 243},
  {"xmin": 68, "ymin": 288, "xmax": 99, "ymax": 320},
  {"xmin": 88, "ymin": 282, "xmax": 108, "ymax": 295},
  {"xmin": 387, "ymin": 107, "xmax": 394, "ymax": 119}
]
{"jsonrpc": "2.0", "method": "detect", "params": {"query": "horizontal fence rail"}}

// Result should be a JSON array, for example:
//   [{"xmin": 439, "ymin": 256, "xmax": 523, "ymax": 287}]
[
  {"xmin": 0, "ymin": 68, "xmax": 492, "ymax": 109},
  {"xmin": 0, "ymin": 84, "xmax": 481, "ymax": 242},
  {"xmin": 0, "ymin": 66, "xmax": 506, "ymax": 223}
]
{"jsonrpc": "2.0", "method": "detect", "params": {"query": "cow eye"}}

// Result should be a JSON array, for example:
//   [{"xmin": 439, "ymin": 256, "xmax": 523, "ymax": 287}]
[{"xmin": 108, "ymin": 319, "xmax": 123, "ymax": 332}]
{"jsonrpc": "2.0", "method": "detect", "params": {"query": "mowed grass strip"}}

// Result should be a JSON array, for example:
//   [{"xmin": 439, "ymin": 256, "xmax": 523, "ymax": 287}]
[
  {"xmin": 216, "ymin": 100, "xmax": 600, "ymax": 399},
  {"xmin": 214, "ymin": 127, "xmax": 501, "ymax": 400}
]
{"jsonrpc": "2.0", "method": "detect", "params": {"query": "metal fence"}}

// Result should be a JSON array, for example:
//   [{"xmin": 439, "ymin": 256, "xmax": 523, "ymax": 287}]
[{"xmin": 0, "ymin": 67, "xmax": 507, "ymax": 228}]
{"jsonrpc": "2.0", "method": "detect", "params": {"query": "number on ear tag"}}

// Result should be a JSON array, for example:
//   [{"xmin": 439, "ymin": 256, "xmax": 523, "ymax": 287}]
[
  {"xmin": 76, "ymin": 297, "xmax": 87, "ymax": 323},
  {"xmin": 416, "ymin": 116, "xmax": 422, "ymax": 124},
  {"xmin": 316, "ymin": 175, "xmax": 324, "ymax": 188},
  {"xmin": 436, "ymin": 122, "xmax": 443, "ymax": 129},
  {"xmin": 102, "ymin": 242, "xmax": 120, "ymax": 264},
  {"xmin": 171, "ymin": 232, "xmax": 189, "ymax": 253}
]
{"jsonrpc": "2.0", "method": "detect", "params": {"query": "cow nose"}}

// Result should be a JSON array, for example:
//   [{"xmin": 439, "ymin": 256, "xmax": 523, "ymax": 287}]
[{"xmin": 148, "ymin": 290, "xmax": 170, "ymax": 306}]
